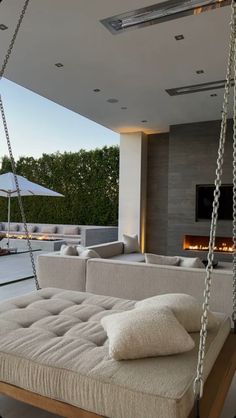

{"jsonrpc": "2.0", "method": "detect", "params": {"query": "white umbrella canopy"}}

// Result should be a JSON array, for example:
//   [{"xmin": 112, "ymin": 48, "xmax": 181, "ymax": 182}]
[
  {"xmin": 0, "ymin": 172, "xmax": 64, "ymax": 247},
  {"xmin": 0, "ymin": 172, "xmax": 64, "ymax": 197}
]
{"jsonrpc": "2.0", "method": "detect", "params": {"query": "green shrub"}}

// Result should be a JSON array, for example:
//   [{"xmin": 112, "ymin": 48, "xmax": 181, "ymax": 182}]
[{"xmin": 0, "ymin": 146, "xmax": 119, "ymax": 226}]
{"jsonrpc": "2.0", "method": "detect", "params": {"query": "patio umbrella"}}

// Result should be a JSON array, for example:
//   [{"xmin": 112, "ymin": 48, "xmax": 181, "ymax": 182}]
[{"xmin": 0, "ymin": 172, "xmax": 64, "ymax": 247}]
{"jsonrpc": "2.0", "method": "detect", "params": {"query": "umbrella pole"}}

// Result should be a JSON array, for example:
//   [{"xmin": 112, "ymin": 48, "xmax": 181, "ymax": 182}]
[{"xmin": 7, "ymin": 193, "xmax": 11, "ymax": 248}]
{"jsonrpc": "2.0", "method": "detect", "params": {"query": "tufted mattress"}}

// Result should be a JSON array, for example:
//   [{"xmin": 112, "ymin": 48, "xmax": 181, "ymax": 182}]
[{"xmin": 0, "ymin": 288, "xmax": 231, "ymax": 418}]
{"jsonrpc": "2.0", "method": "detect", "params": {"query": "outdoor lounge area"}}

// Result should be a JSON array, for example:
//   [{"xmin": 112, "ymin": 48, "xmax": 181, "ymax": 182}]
[{"xmin": 0, "ymin": 1, "xmax": 236, "ymax": 418}]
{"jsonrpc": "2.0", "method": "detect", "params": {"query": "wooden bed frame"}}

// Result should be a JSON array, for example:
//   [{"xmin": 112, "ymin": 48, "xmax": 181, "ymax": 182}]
[{"xmin": 0, "ymin": 333, "xmax": 235, "ymax": 418}]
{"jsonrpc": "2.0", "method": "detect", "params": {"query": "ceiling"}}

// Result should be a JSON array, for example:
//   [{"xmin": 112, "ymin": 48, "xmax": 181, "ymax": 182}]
[{"xmin": 0, "ymin": 0, "xmax": 233, "ymax": 134}]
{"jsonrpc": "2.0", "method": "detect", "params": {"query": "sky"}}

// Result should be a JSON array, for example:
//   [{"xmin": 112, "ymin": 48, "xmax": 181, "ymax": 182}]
[{"xmin": 0, "ymin": 78, "xmax": 119, "ymax": 161}]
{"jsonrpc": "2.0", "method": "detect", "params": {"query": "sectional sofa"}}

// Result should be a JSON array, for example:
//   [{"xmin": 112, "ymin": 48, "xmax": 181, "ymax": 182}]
[
  {"xmin": 37, "ymin": 241, "xmax": 233, "ymax": 319},
  {"xmin": 0, "ymin": 222, "xmax": 118, "ymax": 247}
]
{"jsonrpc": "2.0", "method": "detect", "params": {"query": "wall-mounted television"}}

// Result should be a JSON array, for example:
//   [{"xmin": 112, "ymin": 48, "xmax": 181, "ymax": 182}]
[{"xmin": 196, "ymin": 184, "xmax": 233, "ymax": 221}]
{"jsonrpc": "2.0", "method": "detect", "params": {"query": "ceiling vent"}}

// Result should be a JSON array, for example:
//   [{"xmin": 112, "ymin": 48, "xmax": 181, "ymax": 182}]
[
  {"xmin": 166, "ymin": 79, "xmax": 233, "ymax": 96},
  {"xmin": 101, "ymin": 0, "xmax": 230, "ymax": 34}
]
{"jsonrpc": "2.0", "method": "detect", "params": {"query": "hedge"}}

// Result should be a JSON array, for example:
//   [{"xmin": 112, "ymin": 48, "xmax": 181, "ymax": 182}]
[{"xmin": 0, "ymin": 146, "xmax": 119, "ymax": 226}]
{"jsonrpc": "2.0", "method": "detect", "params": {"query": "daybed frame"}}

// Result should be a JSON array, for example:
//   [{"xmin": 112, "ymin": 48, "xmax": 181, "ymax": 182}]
[{"xmin": 0, "ymin": 333, "xmax": 235, "ymax": 418}]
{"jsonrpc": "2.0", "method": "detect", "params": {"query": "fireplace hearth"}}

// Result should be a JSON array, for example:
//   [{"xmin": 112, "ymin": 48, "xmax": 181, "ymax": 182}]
[{"xmin": 183, "ymin": 235, "xmax": 233, "ymax": 253}]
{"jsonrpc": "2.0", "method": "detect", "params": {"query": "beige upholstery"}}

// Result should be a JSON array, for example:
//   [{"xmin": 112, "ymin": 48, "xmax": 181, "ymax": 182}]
[
  {"xmin": 0, "ymin": 288, "xmax": 231, "ymax": 418},
  {"xmin": 89, "ymin": 241, "xmax": 124, "ymax": 258},
  {"xmin": 86, "ymin": 259, "xmax": 233, "ymax": 318},
  {"xmin": 37, "ymin": 253, "xmax": 87, "ymax": 291}
]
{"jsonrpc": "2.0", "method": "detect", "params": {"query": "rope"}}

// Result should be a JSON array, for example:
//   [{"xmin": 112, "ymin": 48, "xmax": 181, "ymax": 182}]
[
  {"xmin": 0, "ymin": 0, "xmax": 40, "ymax": 290},
  {"xmin": 193, "ymin": 0, "xmax": 236, "ymax": 407}
]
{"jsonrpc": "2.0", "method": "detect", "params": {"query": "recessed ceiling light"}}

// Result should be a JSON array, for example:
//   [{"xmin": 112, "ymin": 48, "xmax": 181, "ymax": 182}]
[
  {"xmin": 211, "ymin": 93, "xmax": 218, "ymax": 97},
  {"xmin": 0, "ymin": 24, "xmax": 8, "ymax": 31},
  {"xmin": 175, "ymin": 34, "xmax": 184, "ymax": 41},
  {"xmin": 141, "ymin": 120, "xmax": 148, "ymax": 123},
  {"xmin": 121, "ymin": 106, "xmax": 127, "ymax": 110},
  {"xmin": 55, "ymin": 63, "xmax": 64, "ymax": 68},
  {"xmin": 93, "ymin": 88, "xmax": 101, "ymax": 92},
  {"xmin": 196, "ymin": 70, "xmax": 204, "ymax": 74},
  {"xmin": 107, "ymin": 98, "xmax": 119, "ymax": 103},
  {"xmin": 101, "ymin": 0, "xmax": 230, "ymax": 34}
]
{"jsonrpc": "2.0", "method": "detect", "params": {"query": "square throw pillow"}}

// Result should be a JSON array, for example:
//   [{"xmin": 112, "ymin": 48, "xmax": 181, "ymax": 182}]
[
  {"xmin": 60, "ymin": 245, "xmax": 78, "ymax": 256},
  {"xmin": 135, "ymin": 293, "xmax": 218, "ymax": 332},
  {"xmin": 179, "ymin": 257, "xmax": 205, "ymax": 269},
  {"xmin": 123, "ymin": 234, "xmax": 140, "ymax": 254},
  {"xmin": 145, "ymin": 253, "xmax": 180, "ymax": 266},
  {"xmin": 79, "ymin": 249, "xmax": 101, "ymax": 259},
  {"xmin": 9, "ymin": 224, "xmax": 19, "ymax": 232},
  {"xmin": 101, "ymin": 306, "xmax": 195, "ymax": 360}
]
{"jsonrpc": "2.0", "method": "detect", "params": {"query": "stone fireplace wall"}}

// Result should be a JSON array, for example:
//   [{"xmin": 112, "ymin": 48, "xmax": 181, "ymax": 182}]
[{"xmin": 146, "ymin": 120, "xmax": 233, "ymax": 261}]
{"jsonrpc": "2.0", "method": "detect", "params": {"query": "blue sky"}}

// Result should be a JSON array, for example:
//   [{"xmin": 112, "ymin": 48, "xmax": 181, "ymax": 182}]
[{"xmin": 0, "ymin": 78, "xmax": 119, "ymax": 161}]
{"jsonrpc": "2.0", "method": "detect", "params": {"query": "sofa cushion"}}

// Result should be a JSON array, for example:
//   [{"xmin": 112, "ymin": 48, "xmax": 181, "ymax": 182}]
[
  {"xmin": 145, "ymin": 253, "xmax": 180, "ymax": 266},
  {"xmin": 0, "ymin": 223, "xmax": 4, "ymax": 231},
  {"xmin": 80, "ymin": 249, "xmax": 101, "ymax": 259},
  {"xmin": 40, "ymin": 225, "xmax": 57, "ymax": 234},
  {"xmin": 89, "ymin": 241, "xmax": 124, "ymax": 258},
  {"xmin": 60, "ymin": 245, "xmax": 78, "ymax": 256},
  {"xmin": 179, "ymin": 257, "xmax": 205, "ymax": 269},
  {"xmin": 101, "ymin": 306, "xmax": 195, "ymax": 360},
  {"xmin": 135, "ymin": 293, "xmax": 219, "ymax": 332},
  {"xmin": 63, "ymin": 226, "xmax": 80, "ymax": 235},
  {"xmin": 111, "ymin": 252, "xmax": 145, "ymax": 262},
  {"xmin": 9, "ymin": 224, "xmax": 19, "ymax": 232},
  {"xmin": 27, "ymin": 225, "xmax": 38, "ymax": 233},
  {"xmin": 123, "ymin": 234, "xmax": 140, "ymax": 254}
]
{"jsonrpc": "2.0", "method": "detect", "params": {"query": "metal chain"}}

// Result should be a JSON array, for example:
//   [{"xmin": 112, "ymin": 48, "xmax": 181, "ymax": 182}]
[
  {"xmin": 0, "ymin": 0, "xmax": 30, "ymax": 80},
  {"xmin": 0, "ymin": 0, "xmax": 40, "ymax": 289},
  {"xmin": 232, "ymin": 7, "xmax": 236, "ymax": 332},
  {"xmin": 193, "ymin": 0, "xmax": 236, "ymax": 405}
]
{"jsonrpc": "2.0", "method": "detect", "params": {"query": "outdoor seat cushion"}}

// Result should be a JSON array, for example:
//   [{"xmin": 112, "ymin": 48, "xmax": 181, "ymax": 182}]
[
  {"xmin": 110, "ymin": 252, "xmax": 145, "ymax": 262},
  {"xmin": 0, "ymin": 288, "xmax": 230, "ymax": 418}
]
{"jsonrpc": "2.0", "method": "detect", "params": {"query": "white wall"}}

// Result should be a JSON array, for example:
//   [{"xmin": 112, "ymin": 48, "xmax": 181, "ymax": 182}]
[{"xmin": 118, "ymin": 132, "xmax": 147, "ymax": 252}]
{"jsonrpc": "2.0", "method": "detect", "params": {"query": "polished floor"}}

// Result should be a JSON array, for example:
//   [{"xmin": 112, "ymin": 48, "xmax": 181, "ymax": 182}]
[{"xmin": 0, "ymin": 279, "xmax": 235, "ymax": 418}]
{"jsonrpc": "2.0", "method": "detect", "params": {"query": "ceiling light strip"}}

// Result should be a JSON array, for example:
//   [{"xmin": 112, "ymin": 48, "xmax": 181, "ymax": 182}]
[
  {"xmin": 166, "ymin": 79, "xmax": 234, "ymax": 96},
  {"xmin": 101, "ymin": 0, "xmax": 231, "ymax": 34}
]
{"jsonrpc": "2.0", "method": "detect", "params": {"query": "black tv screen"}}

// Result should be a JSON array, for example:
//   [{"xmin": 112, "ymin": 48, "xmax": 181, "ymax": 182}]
[{"xmin": 196, "ymin": 184, "xmax": 233, "ymax": 221}]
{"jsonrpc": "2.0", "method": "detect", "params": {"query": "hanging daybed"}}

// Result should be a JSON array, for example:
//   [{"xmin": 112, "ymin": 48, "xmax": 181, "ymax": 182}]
[{"xmin": 0, "ymin": 1, "xmax": 235, "ymax": 418}]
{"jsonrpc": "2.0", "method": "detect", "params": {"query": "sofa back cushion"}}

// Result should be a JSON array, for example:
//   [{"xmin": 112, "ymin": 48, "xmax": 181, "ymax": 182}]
[
  {"xmin": 40, "ymin": 225, "xmax": 57, "ymax": 234},
  {"xmin": 63, "ymin": 226, "xmax": 80, "ymax": 235},
  {"xmin": 89, "ymin": 241, "xmax": 124, "ymax": 258},
  {"xmin": 86, "ymin": 259, "xmax": 232, "ymax": 317}
]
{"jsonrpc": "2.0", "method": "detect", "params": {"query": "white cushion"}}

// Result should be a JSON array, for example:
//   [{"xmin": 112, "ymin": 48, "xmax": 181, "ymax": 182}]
[
  {"xmin": 136, "ymin": 293, "xmax": 219, "ymax": 332},
  {"xmin": 60, "ymin": 245, "xmax": 78, "ymax": 256},
  {"xmin": 63, "ymin": 226, "xmax": 80, "ymax": 235},
  {"xmin": 179, "ymin": 257, "xmax": 204, "ymax": 268},
  {"xmin": 145, "ymin": 253, "xmax": 180, "ymax": 266},
  {"xmin": 101, "ymin": 306, "xmax": 195, "ymax": 360},
  {"xmin": 40, "ymin": 225, "xmax": 57, "ymax": 234},
  {"xmin": 80, "ymin": 249, "xmax": 101, "ymax": 259},
  {"xmin": 123, "ymin": 234, "xmax": 140, "ymax": 254},
  {"xmin": 76, "ymin": 245, "xmax": 86, "ymax": 255}
]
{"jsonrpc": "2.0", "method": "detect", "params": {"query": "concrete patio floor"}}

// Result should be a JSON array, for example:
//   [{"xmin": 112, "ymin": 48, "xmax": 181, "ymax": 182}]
[{"xmin": 0, "ymin": 279, "xmax": 235, "ymax": 418}]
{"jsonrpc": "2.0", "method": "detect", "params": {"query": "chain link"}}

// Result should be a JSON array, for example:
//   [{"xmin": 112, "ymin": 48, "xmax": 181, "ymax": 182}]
[
  {"xmin": 194, "ymin": 0, "xmax": 236, "ymax": 403},
  {"xmin": 233, "ymin": 2, "xmax": 236, "ymax": 330},
  {"xmin": 0, "ymin": 0, "xmax": 30, "ymax": 81},
  {"xmin": 0, "ymin": 0, "xmax": 40, "ymax": 289}
]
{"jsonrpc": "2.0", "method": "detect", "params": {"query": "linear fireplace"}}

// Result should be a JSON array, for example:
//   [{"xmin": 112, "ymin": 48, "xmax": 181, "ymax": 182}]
[{"xmin": 183, "ymin": 235, "xmax": 233, "ymax": 253}]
